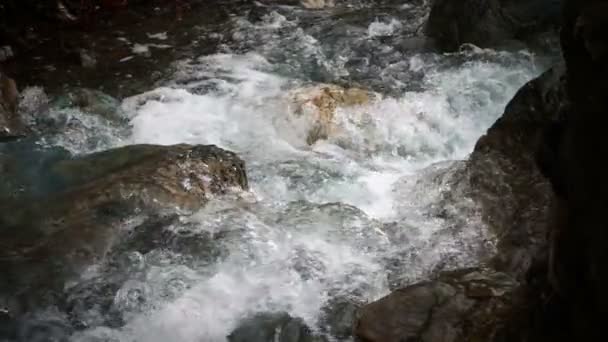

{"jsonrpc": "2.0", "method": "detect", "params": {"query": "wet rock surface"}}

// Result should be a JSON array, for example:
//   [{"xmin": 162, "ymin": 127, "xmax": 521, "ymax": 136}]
[
  {"xmin": 0, "ymin": 143, "xmax": 247, "ymax": 327},
  {"xmin": 287, "ymin": 84, "xmax": 376, "ymax": 145},
  {"xmin": 467, "ymin": 65, "xmax": 563, "ymax": 277},
  {"xmin": 1, "ymin": 143, "xmax": 247, "ymax": 204},
  {"xmin": 228, "ymin": 312, "xmax": 327, "ymax": 342},
  {"xmin": 0, "ymin": 0, "xmax": 564, "ymax": 341},
  {"xmin": 355, "ymin": 65, "xmax": 562, "ymax": 342},
  {"xmin": 356, "ymin": 267, "xmax": 523, "ymax": 342},
  {"xmin": 319, "ymin": 297, "xmax": 359, "ymax": 339},
  {"xmin": 357, "ymin": 1, "xmax": 608, "ymax": 342},
  {"xmin": 51, "ymin": 87, "xmax": 126, "ymax": 122}
]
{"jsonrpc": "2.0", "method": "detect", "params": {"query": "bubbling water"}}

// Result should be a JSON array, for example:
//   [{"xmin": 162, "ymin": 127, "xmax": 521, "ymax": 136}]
[{"xmin": 42, "ymin": 3, "xmax": 549, "ymax": 342}]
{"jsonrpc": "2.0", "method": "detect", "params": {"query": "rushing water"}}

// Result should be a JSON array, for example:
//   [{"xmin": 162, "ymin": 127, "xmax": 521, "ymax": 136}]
[{"xmin": 14, "ymin": 1, "xmax": 552, "ymax": 341}]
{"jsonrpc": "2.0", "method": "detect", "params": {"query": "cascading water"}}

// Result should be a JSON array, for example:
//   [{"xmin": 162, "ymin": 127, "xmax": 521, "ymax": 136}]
[{"xmin": 14, "ymin": 1, "xmax": 553, "ymax": 341}]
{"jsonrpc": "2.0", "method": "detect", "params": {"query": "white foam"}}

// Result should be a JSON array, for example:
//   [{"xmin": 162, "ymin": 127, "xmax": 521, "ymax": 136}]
[
  {"xmin": 123, "ymin": 49, "xmax": 535, "ymax": 212},
  {"xmin": 62, "ymin": 6, "xmax": 543, "ymax": 341},
  {"xmin": 368, "ymin": 18, "xmax": 402, "ymax": 37},
  {"xmin": 147, "ymin": 32, "xmax": 168, "ymax": 40},
  {"xmin": 71, "ymin": 200, "xmax": 389, "ymax": 342},
  {"xmin": 132, "ymin": 44, "xmax": 150, "ymax": 56}
]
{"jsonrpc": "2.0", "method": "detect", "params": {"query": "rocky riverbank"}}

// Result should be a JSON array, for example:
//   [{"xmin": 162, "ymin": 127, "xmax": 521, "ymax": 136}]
[
  {"xmin": 2, "ymin": 0, "xmax": 589, "ymax": 341},
  {"xmin": 355, "ymin": 0, "xmax": 608, "ymax": 341}
]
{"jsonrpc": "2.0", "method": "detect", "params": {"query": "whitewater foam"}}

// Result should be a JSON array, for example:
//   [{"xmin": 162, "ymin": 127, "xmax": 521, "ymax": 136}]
[{"xmin": 51, "ymin": 4, "xmax": 550, "ymax": 341}]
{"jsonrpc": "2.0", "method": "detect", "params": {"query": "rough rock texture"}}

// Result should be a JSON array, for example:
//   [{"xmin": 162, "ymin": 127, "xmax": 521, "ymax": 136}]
[
  {"xmin": 357, "ymin": 1, "xmax": 608, "ymax": 342},
  {"xmin": 356, "ymin": 268, "xmax": 526, "ymax": 342},
  {"xmin": 228, "ymin": 312, "xmax": 327, "ymax": 342},
  {"xmin": 1, "ymin": 143, "xmax": 247, "ymax": 212},
  {"xmin": 355, "ymin": 65, "xmax": 563, "ymax": 342},
  {"xmin": 0, "ymin": 143, "xmax": 247, "ymax": 315},
  {"xmin": 319, "ymin": 297, "xmax": 359, "ymax": 339},
  {"xmin": 426, "ymin": 0, "xmax": 562, "ymax": 51},
  {"xmin": 0, "ymin": 72, "xmax": 25, "ymax": 140},
  {"xmin": 287, "ymin": 84, "xmax": 375, "ymax": 145},
  {"xmin": 467, "ymin": 65, "xmax": 564, "ymax": 277}
]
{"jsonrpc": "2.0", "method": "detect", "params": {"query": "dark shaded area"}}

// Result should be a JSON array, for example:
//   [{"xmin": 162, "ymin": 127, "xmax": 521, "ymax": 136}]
[
  {"xmin": 0, "ymin": 0, "xmax": 248, "ymax": 98},
  {"xmin": 355, "ymin": 63, "xmax": 563, "ymax": 342},
  {"xmin": 356, "ymin": 0, "xmax": 608, "ymax": 341},
  {"xmin": 228, "ymin": 312, "xmax": 327, "ymax": 342},
  {"xmin": 536, "ymin": 0, "xmax": 608, "ymax": 339},
  {"xmin": 426, "ymin": 0, "xmax": 562, "ymax": 51}
]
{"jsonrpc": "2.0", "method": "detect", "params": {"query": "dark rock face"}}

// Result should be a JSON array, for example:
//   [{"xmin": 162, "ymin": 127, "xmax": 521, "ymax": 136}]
[
  {"xmin": 1, "ymin": 143, "xmax": 248, "ymax": 212},
  {"xmin": 319, "ymin": 297, "xmax": 359, "ymax": 339},
  {"xmin": 356, "ymin": 268, "xmax": 524, "ymax": 342},
  {"xmin": 426, "ymin": 0, "xmax": 562, "ymax": 51},
  {"xmin": 467, "ymin": 65, "xmax": 564, "ymax": 277},
  {"xmin": 51, "ymin": 88, "xmax": 125, "ymax": 122},
  {"xmin": 357, "ymin": 2, "xmax": 608, "ymax": 342},
  {"xmin": 355, "ymin": 65, "xmax": 563, "ymax": 342},
  {"xmin": 536, "ymin": 0, "xmax": 608, "ymax": 339},
  {"xmin": 228, "ymin": 312, "xmax": 327, "ymax": 342},
  {"xmin": 0, "ymin": 143, "xmax": 247, "ymax": 320}
]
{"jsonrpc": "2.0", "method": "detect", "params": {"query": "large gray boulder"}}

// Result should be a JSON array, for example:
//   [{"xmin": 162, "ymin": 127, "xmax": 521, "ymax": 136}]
[{"xmin": 0, "ymin": 143, "xmax": 248, "ymax": 316}]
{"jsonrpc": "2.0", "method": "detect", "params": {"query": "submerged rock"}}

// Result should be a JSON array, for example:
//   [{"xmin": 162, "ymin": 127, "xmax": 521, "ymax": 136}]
[
  {"xmin": 301, "ymin": 0, "xmax": 335, "ymax": 9},
  {"xmin": 287, "ymin": 84, "xmax": 376, "ymax": 145},
  {"xmin": 51, "ymin": 88, "xmax": 125, "ymax": 122},
  {"xmin": 46, "ymin": 143, "xmax": 248, "ymax": 209},
  {"xmin": 1, "ymin": 143, "xmax": 248, "ymax": 228},
  {"xmin": 319, "ymin": 297, "xmax": 359, "ymax": 339},
  {"xmin": 228, "ymin": 312, "xmax": 327, "ymax": 342}
]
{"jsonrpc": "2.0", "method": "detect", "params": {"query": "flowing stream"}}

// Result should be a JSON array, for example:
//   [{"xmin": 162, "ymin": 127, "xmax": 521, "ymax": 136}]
[{"xmin": 15, "ymin": 1, "xmax": 553, "ymax": 341}]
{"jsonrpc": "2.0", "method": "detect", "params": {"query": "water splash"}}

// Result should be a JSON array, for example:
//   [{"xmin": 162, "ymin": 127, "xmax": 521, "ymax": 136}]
[{"xmin": 28, "ymin": 3, "xmax": 550, "ymax": 341}]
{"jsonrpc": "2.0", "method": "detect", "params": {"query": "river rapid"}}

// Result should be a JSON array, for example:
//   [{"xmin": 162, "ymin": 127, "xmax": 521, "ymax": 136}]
[{"xmin": 9, "ymin": 1, "xmax": 554, "ymax": 341}]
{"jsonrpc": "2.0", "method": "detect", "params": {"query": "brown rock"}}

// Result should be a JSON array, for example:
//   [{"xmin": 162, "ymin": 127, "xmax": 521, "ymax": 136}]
[
  {"xmin": 0, "ymin": 144, "xmax": 248, "ymax": 306},
  {"xmin": 355, "ymin": 268, "xmax": 521, "ymax": 342},
  {"xmin": 288, "ymin": 84, "xmax": 375, "ymax": 145},
  {"xmin": 301, "ymin": 0, "xmax": 335, "ymax": 9},
  {"xmin": 0, "ymin": 72, "xmax": 25, "ymax": 140}
]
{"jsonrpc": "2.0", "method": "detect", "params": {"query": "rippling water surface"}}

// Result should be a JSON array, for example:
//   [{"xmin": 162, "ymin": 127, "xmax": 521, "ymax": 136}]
[{"xmin": 20, "ymin": 2, "xmax": 552, "ymax": 341}]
